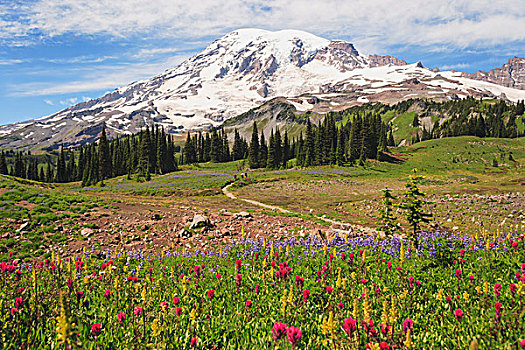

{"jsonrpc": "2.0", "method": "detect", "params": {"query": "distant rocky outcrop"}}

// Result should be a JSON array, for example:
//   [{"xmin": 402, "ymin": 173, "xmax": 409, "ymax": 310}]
[
  {"xmin": 462, "ymin": 57, "xmax": 525, "ymax": 90},
  {"xmin": 368, "ymin": 54, "xmax": 408, "ymax": 67}
]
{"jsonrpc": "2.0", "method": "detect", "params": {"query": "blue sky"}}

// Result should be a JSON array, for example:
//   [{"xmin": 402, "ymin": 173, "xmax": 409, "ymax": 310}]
[{"xmin": 1, "ymin": 0, "xmax": 524, "ymax": 126}]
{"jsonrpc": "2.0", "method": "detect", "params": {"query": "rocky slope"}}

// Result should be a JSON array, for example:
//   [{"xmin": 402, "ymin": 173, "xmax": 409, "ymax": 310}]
[{"xmin": 462, "ymin": 57, "xmax": 525, "ymax": 90}]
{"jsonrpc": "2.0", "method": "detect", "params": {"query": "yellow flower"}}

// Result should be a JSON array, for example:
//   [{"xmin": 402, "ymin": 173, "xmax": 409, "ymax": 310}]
[
  {"xmin": 287, "ymin": 285, "xmax": 294, "ymax": 304},
  {"xmin": 437, "ymin": 289, "xmax": 444, "ymax": 302},
  {"xmin": 475, "ymin": 286, "xmax": 482, "ymax": 295},
  {"xmin": 389, "ymin": 296, "xmax": 397, "ymax": 325},
  {"xmin": 381, "ymin": 300, "xmax": 389, "ymax": 325},
  {"xmin": 342, "ymin": 278, "xmax": 347, "ymax": 290},
  {"xmin": 352, "ymin": 298, "xmax": 359, "ymax": 319},
  {"xmin": 286, "ymin": 245, "xmax": 290, "ymax": 257},
  {"xmin": 483, "ymin": 281, "xmax": 489, "ymax": 295},
  {"xmin": 351, "ymin": 272, "xmax": 357, "ymax": 280},
  {"xmin": 336, "ymin": 267, "xmax": 342, "ymax": 289},
  {"xmin": 363, "ymin": 289, "xmax": 371, "ymax": 322},
  {"xmin": 404, "ymin": 329, "xmax": 413, "ymax": 348},
  {"xmin": 322, "ymin": 311, "xmax": 335, "ymax": 338},
  {"xmin": 463, "ymin": 291, "xmax": 469, "ymax": 302},
  {"xmin": 151, "ymin": 319, "xmax": 161, "ymax": 337}
]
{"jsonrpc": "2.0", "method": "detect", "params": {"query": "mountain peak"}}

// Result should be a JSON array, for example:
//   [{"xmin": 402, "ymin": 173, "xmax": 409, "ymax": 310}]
[{"xmin": 1, "ymin": 29, "xmax": 525, "ymax": 151}]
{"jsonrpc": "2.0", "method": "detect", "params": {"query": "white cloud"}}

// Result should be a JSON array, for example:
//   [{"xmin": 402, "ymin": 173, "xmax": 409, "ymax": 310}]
[
  {"xmin": 60, "ymin": 97, "xmax": 77, "ymax": 105},
  {"xmin": 43, "ymin": 99, "xmax": 54, "ymax": 105},
  {"xmin": 9, "ymin": 54, "xmax": 190, "ymax": 96},
  {"xmin": 1, "ymin": 0, "xmax": 524, "ymax": 52},
  {"xmin": 440, "ymin": 63, "xmax": 471, "ymax": 70},
  {"xmin": 0, "ymin": 58, "xmax": 24, "ymax": 65}
]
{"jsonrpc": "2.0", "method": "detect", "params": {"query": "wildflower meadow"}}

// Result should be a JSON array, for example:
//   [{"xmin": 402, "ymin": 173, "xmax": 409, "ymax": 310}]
[{"xmin": 2, "ymin": 230, "xmax": 525, "ymax": 349}]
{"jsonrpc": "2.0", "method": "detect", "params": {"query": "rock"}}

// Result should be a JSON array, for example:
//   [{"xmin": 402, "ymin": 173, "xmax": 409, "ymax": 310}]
[
  {"xmin": 178, "ymin": 228, "xmax": 192, "ymax": 239},
  {"xmin": 152, "ymin": 213, "xmax": 162, "ymax": 220},
  {"xmin": 235, "ymin": 211, "xmax": 252, "ymax": 218},
  {"xmin": 16, "ymin": 222, "xmax": 29, "ymax": 232},
  {"xmin": 80, "ymin": 228, "xmax": 94, "ymax": 237},
  {"xmin": 189, "ymin": 215, "xmax": 210, "ymax": 229}
]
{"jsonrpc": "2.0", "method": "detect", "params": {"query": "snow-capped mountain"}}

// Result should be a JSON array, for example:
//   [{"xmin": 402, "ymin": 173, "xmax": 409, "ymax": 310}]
[{"xmin": 1, "ymin": 28, "xmax": 525, "ymax": 150}]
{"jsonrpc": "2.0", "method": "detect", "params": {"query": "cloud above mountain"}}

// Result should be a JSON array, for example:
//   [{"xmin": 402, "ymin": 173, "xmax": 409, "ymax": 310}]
[{"xmin": 1, "ymin": 0, "xmax": 524, "ymax": 51}]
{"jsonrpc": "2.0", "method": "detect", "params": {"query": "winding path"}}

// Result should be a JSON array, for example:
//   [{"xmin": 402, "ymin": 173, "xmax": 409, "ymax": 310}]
[{"xmin": 222, "ymin": 183, "xmax": 376, "ymax": 234}]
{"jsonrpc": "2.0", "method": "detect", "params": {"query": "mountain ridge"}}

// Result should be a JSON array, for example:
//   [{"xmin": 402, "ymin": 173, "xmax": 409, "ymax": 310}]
[{"xmin": 1, "ymin": 28, "xmax": 525, "ymax": 150}]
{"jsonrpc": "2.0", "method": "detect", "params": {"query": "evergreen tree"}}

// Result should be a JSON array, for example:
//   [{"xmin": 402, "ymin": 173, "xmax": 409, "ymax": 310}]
[
  {"xmin": 98, "ymin": 124, "xmax": 111, "ymax": 180},
  {"xmin": 397, "ymin": 169, "xmax": 433, "ymax": 247},
  {"xmin": 267, "ymin": 130, "xmax": 276, "ymax": 169},
  {"xmin": 0, "ymin": 152, "xmax": 7, "ymax": 175},
  {"xmin": 377, "ymin": 187, "xmax": 399, "ymax": 237},
  {"xmin": 248, "ymin": 122, "xmax": 259, "ymax": 169}
]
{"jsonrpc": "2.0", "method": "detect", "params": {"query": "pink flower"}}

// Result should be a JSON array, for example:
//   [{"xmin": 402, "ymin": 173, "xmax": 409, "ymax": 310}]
[
  {"xmin": 416, "ymin": 280, "xmax": 421, "ymax": 286},
  {"xmin": 254, "ymin": 253, "xmax": 259, "ymax": 260},
  {"xmin": 100, "ymin": 264, "xmax": 106, "ymax": 271},
  {"xmin": 160, "ymin": 301, "xmax": 169, "ymax": 311},
  {"xmin": 295, "ymin": 275, "xmax": 304, "ymax": 289},
  {"xmin": 245, "ymin": 300, "xmax": 252, "ymax": 309},
  {"xmin": 338, "ymin": 302, "xmax": 344, "ymax": 309},
  {"xmin": 272, "ymin": 322, "xmax": 287, "ymax": 341},
  {"xmin": 148, "ymin": 267, "xmax": 153, "ymax": 274},
  {"xmin": 460, "ymin": 249, "xmax": 465, "ymax": 257},
  {"xmin": 402, "ymin": 318, "xmax": 413, "ymax": 333},
  {"xmin": 190, "ymin": 337, "xmax": 197, "ymax": 347},
  {"xmin": 208, "ymin": 289, "xmax": 215, "ymax": 300},
  {"xmin": 361, "ymin": 278, "xmax": 367, "ymax": 285},
  {"xmin": 387, "ymin": 262, "xmax": 392, "ymax": 270},
  {"xmin": 173, "ymin": 297, "xmax": 180, "ymax": 305},
  {"xmin": 520, "ymin": 339, "xmax": 525, "ymax": 349},
  {"xmin": 446, "ymin": 296, "xmax": 452, "ymax": 303},
  {"xmin": 76, "ymin": 291, "xmax": 84, "ymax": 302},
  {"xmin": 468, "ymin": 275, "xmax": 474, "ymax": 281},
  {"xmin": 134, "ymin": 307, "xmax": 143, "ymax": 316},
  {"xmin": 396, "ymin": 266, "xmax": 402, "ymax": 271},
  {"xmin": 454, "ymin": 308, "xmax": 464, "ymax": 321},
  {"xmin": 255, "ymin": 284, "xmax": 260, "ymax": 295},
  {"xmin": 494, "ymin": 283, "xmax": 502, "ymax": 297},
  {"xmin": 175, "ymin": 307, "xmax": 182, "ymax": 316},
  {"xmin": 326, "ymin": 286, "xmax": 333, "ymax": 293},
  {"xmin": 14, "ymin": 297, "xmax": 23, "ymax": 308},
  {"xmin": 117, "ymin": 312, "xmax": 125, "ymax": 323},
  {"xmin": 104, "ymin": 289, "xmax": 112, "ymax": 300},
  {"xmin": 194, "ymin": 265, "xmax": 201, "ymax": 278},
  {"xmin": 303, "ymin": 289, "xmax": 310, "ymax": 302},
  {"xmin": 286, "ymin": 326, "xmax": 302, "ymax": 345},
  {"xmin": 342, "ymin": 318, "xmax": 357, "ymax": 336},
  {"xmin": 91, "ymin": 323, "xmax": 102, "ymax": 336},
  {"xmin": 236, "ymin": 259, "xmax": 242, "ymax": 272},
  {"xmin": 455, "ymin": 269, "xmax": 462, "ymax": 280},
  {"xmin": 10, "ymin": 308, "xmax": 17, "ymax": 315},
  {"xmin": 510, "ymin": 283, "xmax": 517, "ymax": 297},
  {"xmin": 494, "ymin": 302, "xmax": 503, "ymax": 315},
  {"xmin": 380, "ymin": 342, "xmax": 389, "ymax": 350},
  {"xmin": 236, "ymin": 274, "xmax": 242, "ymax": 288},
  {"xmin": 216, "ymin": 273, "xmax": 222, "ymax": 279},
  {"xmin": 341, "ymin": 252, "xmax": 346, "ymax": 261}
]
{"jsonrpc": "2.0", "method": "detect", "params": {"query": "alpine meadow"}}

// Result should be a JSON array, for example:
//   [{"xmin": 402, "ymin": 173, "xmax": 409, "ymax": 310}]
[{"xmin": 0, "ymin": 5, "xmax": 525, "ymax": 350}]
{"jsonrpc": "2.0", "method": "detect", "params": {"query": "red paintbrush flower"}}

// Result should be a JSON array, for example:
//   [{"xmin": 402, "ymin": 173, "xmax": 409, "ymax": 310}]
[
  {"xmin": 117, "ymin": 312, "xmax": 125, "ymax": 323},
  {"xmin": 286, "ymin": 326, "xmax": 302, "ymax": 345},
  {"xmin": 91, "ymin": 323, "xmax": 102, "ymax": 336},
  {"xmin": 208, "ymin": 289, "xmax": 215, "ymax": 300},
  {"xmin": 454, "ymin": 308, "xmax": 464, "ymax": 321},
  {"xmin": 272, "ymin": 322, "xmax": 287, "ymax": 341},
  {"xmin": 134, "ymin": 307, "xmax": 143, "ymax": 316}
]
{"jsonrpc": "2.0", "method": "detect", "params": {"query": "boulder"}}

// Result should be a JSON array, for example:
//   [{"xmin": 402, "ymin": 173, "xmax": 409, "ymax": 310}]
[
  {"xmin": 80, "ymin": 228, "xmax": 94, "ymax": 237},
  {"xmin": 234, "ymin": 211, "xmax": 252, "ymax": 218},
  {"xmin": 178, "ymin": 228, "xmax": 192, "ymax": 239},
  {"xmin": 189, "ymin": 215, "xmax": 210, "ymax": 229}
]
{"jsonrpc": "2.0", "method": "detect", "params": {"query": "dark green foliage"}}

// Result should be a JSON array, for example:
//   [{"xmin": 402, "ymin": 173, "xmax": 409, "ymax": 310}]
[
  {"xmin": 377, "ymin": 187, "xmax": 398, "ymax": 237},
  {"xmin": 397, "ymin": 169, "xmax": 434, "ymax": 245}
]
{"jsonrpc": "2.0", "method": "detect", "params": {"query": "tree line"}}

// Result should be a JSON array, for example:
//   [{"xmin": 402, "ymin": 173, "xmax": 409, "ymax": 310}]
[{"xmin": 0, "ymin": 124, "xmax": 178, "ymax": 186}]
